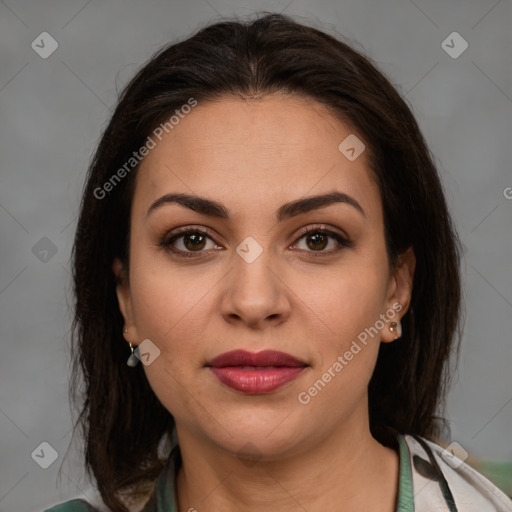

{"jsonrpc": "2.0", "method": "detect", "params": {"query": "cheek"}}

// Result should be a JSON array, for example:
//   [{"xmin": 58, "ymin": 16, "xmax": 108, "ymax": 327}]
[
  {"xmin": 295, "ymin": 269, "xmax": 386, "ymax": 413},
  {"xmin": 129, "ymin": 243, "xmax": 214, "ymax": 338},
  {"xmin": 128, "ymin": 260, "xmax": 212, "ymax": 419},
  {"xmin": 295, "ymin": 262, "xmax": 387, "ymax": 342},
  {"xmin": 295, "ymin": 262, "xmax": 388, "ymax": 405}
]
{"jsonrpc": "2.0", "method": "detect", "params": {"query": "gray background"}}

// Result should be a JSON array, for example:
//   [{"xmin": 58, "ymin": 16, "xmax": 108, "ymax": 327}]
[{"xmin": 0, "ymin": 0, "xmax": 511, "ymax": 510}]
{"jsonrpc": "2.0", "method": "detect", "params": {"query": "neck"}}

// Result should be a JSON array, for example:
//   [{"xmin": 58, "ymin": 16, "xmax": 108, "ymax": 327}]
[{"xmin": 175, "ymin": 423, "xmax": 399, "ymax": 512}]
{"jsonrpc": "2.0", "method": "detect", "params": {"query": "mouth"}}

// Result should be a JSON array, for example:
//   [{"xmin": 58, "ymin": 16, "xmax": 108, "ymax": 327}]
[
  {"xmin": 205, "ymin": 349, "xmax": 307, "ymax": 368},
  {"xmin": 205, "ymin": 350, "xmax": 308, "ymax": 394}
]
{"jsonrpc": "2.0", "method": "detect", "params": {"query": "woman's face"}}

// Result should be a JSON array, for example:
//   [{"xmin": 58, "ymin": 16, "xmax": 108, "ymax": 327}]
[{"xmin": 114, "ymin": 94, "xmax": 414, "ymax": 459}]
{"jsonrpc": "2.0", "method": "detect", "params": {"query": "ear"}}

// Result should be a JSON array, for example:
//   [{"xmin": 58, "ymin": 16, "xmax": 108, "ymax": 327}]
[
  {"xmin": 112, "ymin": 257, "xmax": 139, "ymax": 346},
  {"xmin": 381, "ymin": 246, "xmax": 416, "ymax": 343}
]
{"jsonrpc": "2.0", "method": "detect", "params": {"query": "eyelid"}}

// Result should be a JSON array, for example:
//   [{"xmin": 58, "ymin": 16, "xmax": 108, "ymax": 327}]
[
  {"xmin": 166, "ymin": 225, "xmax": 217, "ymax": 239},
  {"xmin": 159, "ymin": 225, "xmax": 221, "ymax": 256},
  {"xmin": 292, "ymin": 224, "xmax": 349, "ymax": 242},
  {"xmin": 289, "ymin": 224, "xmax": 353, "ymax": 254}
]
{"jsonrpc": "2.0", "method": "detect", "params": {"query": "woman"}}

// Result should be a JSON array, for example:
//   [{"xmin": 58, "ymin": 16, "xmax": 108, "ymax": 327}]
[{"xmin": 45, "ymin": 12, "xmax": 512, "ymax": 512}]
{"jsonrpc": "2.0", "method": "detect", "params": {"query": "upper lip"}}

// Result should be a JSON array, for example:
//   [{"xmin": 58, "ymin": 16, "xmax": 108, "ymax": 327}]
[{"xmin": 205, "ymin": 350, "xmax": 307, "ymax": 368}]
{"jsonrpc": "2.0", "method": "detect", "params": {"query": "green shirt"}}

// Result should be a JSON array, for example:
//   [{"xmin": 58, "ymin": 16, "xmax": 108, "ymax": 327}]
[{"xmin": 44, "ymin": 434, "xmax": 414, "ymax": 512}]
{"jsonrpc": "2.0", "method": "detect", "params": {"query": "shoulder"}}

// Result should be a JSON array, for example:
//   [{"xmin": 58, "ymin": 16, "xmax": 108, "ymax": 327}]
[
  {"xmin": 43, "ymin": 498, "xmax": 102, "ymax": 511},
  {"xmin": 404, "ymin": 434, "xmax": 512, "ymax": 512}
]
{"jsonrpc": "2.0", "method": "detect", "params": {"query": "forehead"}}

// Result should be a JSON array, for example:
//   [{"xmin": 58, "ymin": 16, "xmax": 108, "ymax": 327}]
[{"xmin": 133, "ymin": 94, "xmax": 380, "ymax": 221}]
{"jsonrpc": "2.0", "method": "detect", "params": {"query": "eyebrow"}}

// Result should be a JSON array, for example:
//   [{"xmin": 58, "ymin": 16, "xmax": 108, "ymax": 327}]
[{"xmin": 146, "ymin": 190, "xmax": 366, "ymax": 221}]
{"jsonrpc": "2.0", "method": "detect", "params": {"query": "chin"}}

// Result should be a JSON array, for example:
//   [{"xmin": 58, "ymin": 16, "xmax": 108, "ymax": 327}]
[{"xmin": 207, "ymin": 422, "xmax": 307, "ymax": 462}]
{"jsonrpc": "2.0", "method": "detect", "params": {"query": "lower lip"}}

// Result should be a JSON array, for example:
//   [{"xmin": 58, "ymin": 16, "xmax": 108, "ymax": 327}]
[{"xmin": 208, "ymin": 366, "xmax": 306, "ymax": 394}]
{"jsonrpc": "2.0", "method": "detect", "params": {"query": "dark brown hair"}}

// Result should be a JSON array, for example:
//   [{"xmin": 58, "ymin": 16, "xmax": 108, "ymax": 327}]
[{"xmin": 70, "ymin": 12, "xmax": 463, "ymax": 511}]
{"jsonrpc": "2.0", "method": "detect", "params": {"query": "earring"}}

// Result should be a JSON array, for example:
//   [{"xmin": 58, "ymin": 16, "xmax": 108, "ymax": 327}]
[
  {"xmin": 126, "ymin": 342, "xmax": 140, "ymax": 367},
  {"xmin": 123, "ymin": 327, "xmax": 128, "ymax": 334},
  {"xmin": 389, "ymin": 321, "xmax": 402, "ymax": 339}
]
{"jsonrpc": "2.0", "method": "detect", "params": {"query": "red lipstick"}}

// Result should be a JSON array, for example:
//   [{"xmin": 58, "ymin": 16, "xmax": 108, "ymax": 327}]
[{"xmin": 205, "ymin": 350, "xmax": 307, "ymax": 394}]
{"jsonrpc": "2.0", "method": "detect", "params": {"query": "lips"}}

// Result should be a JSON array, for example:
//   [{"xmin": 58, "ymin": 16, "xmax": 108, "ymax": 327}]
[
  {"xmin": 206, "ymin": 349, "xmax": 307, "ymax": 368},
  {"xmin": 205, "ymin": 350, "xmax": 308, "ymax": 394}
]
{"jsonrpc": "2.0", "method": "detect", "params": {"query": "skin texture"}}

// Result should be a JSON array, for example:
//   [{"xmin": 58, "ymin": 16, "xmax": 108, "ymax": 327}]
[{"xmin": 113, "ymin": 94, "xmax": 416, "ymax": 512}]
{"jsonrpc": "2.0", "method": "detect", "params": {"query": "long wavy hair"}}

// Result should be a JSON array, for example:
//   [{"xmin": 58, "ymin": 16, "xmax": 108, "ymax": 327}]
[{"xmin": 70, "ymin": 12, "xmax": 463, "ymax": 511}]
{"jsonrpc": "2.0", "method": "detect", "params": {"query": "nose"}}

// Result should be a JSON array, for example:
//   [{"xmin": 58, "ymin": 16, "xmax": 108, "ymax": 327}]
[{"xmin": 220, "ymin": 249, "xmax": 292, "ymax": 330}]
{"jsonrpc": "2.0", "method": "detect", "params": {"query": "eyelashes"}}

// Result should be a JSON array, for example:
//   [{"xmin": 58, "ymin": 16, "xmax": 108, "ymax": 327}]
[
  {"xmin": 159, "ymin": 226, "xmax": 220, "ymax": 258},
  {"xmin": 158, "ymin": 225, "xmax": 353, "ymax": 259}
]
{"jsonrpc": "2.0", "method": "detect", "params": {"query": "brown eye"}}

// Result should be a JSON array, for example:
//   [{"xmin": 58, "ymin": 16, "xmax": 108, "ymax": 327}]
[
  {"xmin": 182, "ymin": 233, "xmax": 207, "ymax": 251},
  {"xmin": 159, "ymin": 228, "xmax": 220, "ymax": 258},
  {"xmin": 292, "ymin": 226, "xmax": 353, "ymax": 256},
  {"xmin": 305, "ymin": 232, "xmax": 329, "ymax": 251}
]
